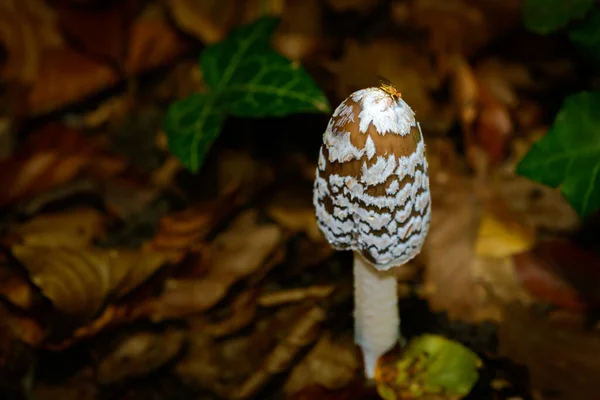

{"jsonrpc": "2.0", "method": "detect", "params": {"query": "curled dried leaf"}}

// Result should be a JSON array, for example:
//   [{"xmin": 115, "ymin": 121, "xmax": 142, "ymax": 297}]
[
  {"xmin": 0, "ymin": 0, "xmax": 63, "ymax": 84},
  {"xmin": 140, "ymin": 209, "xmax": 282, "ymax": 320},
  {"xmin": 125, "ymin": 3, "xmax": 189, "ymax": 74},
  {"xmin": 0, "ymin": 123, "xmax": 111, "ymax": 207},
  {"xmin": 284, "ymin": 332, "xmax": 358, "ymax": 395},
  {"xmin": 258, "ymin": 285, "xmax": 335, "ymax": 307},
  {"xmin": 5, "ymin": 208, "xmax": 106, "ymax": 247},
  {"xmin": 234, "ymin": 306, "xmax": 326, "ymax": 399},
  {"xmin": 12, "ymin": 245, "xmax": 177, "ymax": 323},
  {"xmin": 27, "ymin": 47, "xmax": 119, "ymax": 115},
  {"xmin": 96, "ymin": 328, "xmax": 186, "ymax": 384},
  {"xmin": 165, "ymin": 0, "xmax": 237, "ymax": 44}
]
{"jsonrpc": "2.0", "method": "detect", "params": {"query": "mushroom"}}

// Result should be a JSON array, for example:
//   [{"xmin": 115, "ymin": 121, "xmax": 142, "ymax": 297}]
[{"xmin": 313, "ymin": 82, "xmax": 431, "ymax": 379}]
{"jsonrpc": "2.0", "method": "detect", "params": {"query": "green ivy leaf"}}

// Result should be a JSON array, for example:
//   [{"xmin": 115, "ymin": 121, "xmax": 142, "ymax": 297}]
[
  {"xmin": 523, "ymin": 0, "xmax": 595, "ymax": 34},
  {"xmin": 516, "ymin": 91, "xmax": 600, "ymax": 218},
  {"xmin": 164, "ymin": 93, "xmax": 226, "ymax": 172},
  {"xmin": 569, "ymin": 7, "xmax": 600, "ymax": 62},
  {"xmin": 376, "ymin": 334, "xmax": 481, "ymax": 400},
  {"xmin": 201, "ymin": 16, "xmax": 330, "ymax": 117},
  {"xmin": 164, "ymin": 16, "xmax": 330, "ymax": 173}
]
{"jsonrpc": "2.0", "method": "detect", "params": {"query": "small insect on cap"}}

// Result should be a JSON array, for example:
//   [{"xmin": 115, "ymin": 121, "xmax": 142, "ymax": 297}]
[{"xmin": 313, "ymin": 81, "xmax": 431, "ymax": 270}]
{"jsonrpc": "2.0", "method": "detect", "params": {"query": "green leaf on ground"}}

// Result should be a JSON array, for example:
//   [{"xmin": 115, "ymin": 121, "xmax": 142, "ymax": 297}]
[
  {"xmin": 522, "ymin": 0, "xmax": 596, "ymax": 34},
  {"xmin": 164, "ymin": 93, "xmax": 226, "ymax": 172},
  {"xmin": 569, "ymin": 8, "xmax": 600, "ymax": 62},
  {"xmin": 376, "ymin": 334, "xmax": 481, "ymax": 400},
  {"xmin": 516, "ymin": 91, "xmax": 600, "ymax": 218},
  {"xmin": 164, "ymin": 16, "xmax": 330, "ymax": 173}
]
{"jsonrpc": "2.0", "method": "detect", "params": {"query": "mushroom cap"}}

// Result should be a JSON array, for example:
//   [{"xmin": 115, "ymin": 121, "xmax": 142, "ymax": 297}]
[{"xmin": 313, "ymin": 87, "xmax": 431, "ymax": 270}]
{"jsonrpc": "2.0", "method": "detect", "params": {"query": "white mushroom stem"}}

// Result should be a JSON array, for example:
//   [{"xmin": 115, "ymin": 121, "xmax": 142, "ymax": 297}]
[{"xmin": 353, "ymin": 251, "xmax": 399, "ymax": 380}]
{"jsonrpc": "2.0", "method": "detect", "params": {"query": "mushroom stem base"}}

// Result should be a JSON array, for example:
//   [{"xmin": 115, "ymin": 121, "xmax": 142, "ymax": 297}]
[{"xmin": 353, "ymin": 252, "xmax": 399, "ymax": 380}]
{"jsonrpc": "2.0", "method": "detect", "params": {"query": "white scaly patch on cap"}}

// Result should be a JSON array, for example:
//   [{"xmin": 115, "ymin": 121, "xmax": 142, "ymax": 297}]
[{"xmin": 351, "ymin": 88, "xmax": 415, "ymax": 136}]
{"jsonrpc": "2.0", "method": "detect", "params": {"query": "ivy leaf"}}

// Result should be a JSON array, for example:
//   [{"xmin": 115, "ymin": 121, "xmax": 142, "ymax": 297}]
[
  {"xmin": 569, "ymin": 8, "xmax": 600, "ymax": 62},
  {"xmin": 376, "ymin": 334, "xmax": 481, "ymax": 399},
  {"xmin": 164, "ymin": 16, "xmax": 330, "ymax": 173},
  {"xmin": 164, "ymin": 93, "xmax": 226, "ymax": 172},
  {"xmin": 516, "ymin": 91, "xmax": 600, "ymax": 218},
  {"xmin": 201, "ymin": 16, "xmax": 330, "ymax": 116},
  {"xmin": 522, "ymin": 0, "xmax": 595, "ymax": 34}
]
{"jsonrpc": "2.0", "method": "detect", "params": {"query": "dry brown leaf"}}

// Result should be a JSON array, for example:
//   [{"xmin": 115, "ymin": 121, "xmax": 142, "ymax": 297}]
[
  {"xmin": 176, "ymin": 304, "xmax": 317, "ymax": 397},
  {"xmin": 259, "ymin": 285, "xmax": 335, "ymax": 307},
  {"xmin": 498, "ymin": 302, "xmax": 600, "ymax": 400},
  {"xmin": 284, "ymin": 332, "xmax": 358, "ymax": 395},
  {"xmin": 27, "ymin": 47, "xmax": 119, "ymax": 115},
  {"xmin": 11, "ymin": 245, "xmax": 177, "ymax": 323},
  {"xmin": 140, "ymin": 209, "xmax": 282, "ymax": 320},
  {"xmin": 96, "ymin": 328, "xmax": 186, "ymax": 384},
  {"xmin": 234, "ymin": 306, "xmax": 326, "ymax": 399},
  {"xmin": 492, "ymin": 172, "xmax": 580, "ymax": 233},
  {"xmin": 422, "ymin": 175, "xmax": 483, "ymax": 321},
  {"xmin": 125, "ymin": 2, "xmax": 189, "ymax": 75},
  {"xmin": 165, "ymin": 0, "xmax": 238, "ymax": 44},
  {"xmin": 512, "ymin": 240, "xmax": 600, "ymax": 311},
  {"xmin": 146, "ymin": 184, "xmax": 242, "ymax": 253},
  {"xmin": 51, "ymin": 0, "xmax": 139, "ymax": 64},
  {"xmin": 200, "ymin": 290, "xmax": 258, "ymax": 337},
  {"xmin": 475, "ymin": 94, "xmax": 513, "ymax": 166},
  {"xmin": 5, "ymin": 208, "xmax": 106, "ymax": 247},
  {"xmin": 0, "ymin": 0, "xmax": 63, "ymax": 84},
  {"xmin": 0, "ymin": 123, "xmax": 111, "ymax": 207},
  {"xmin": 273, "ymin": 0, "xmax": 324, "ymax": 62},
  {"xmin": 422, "ymin": 141, "xmax": 537, "ymax": 322}
]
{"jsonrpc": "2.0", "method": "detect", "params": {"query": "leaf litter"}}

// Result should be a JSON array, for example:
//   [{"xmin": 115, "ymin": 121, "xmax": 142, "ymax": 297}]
[{"xmin": 0, "ymin": 0, "xmax": 599, "ymax": 399}]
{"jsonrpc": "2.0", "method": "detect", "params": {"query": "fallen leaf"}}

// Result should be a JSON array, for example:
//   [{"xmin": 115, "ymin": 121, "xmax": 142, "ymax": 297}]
[
  {"xmin": 258, "ymin": 285, "xmax": 335, "ymax": 307},
  {"xmin": 199, "ymin": 290, "xmax": 258, "ymax": 337},
  {"xmin": 0, "ymin": 0, "xmax": 63, "ymax": 84},
  {"xmin": 474, "ymin": 195, "xmax": 535, "ymax": 258},
  {"xmin": 125, "ymin": 2, "xmax": 190, "ymax": 75},
  {"xmin": 273, "ymin": 0, "xmax": 324, "ymax": 62},
  {"xmin": 96, "ymin": 328, "xmax": 186, "ymax": 384},
  {"xmin": 27, "ymin": 47, "xmax": 119, "ymax": 115},
  {"xmin": 284, "ymin": 332, "xmax": 358, "ymax": 395},
  {"xmin": 498, "ymin": 302, "xmax": 600, "ymax": 400},
  {"xmin": 146, "ymin": 184, "xmax": 242, "ymax": 253},
  {"xmin": 140, "ymin": 209, "xmax": 282, "ymax": 320},
  {"xmin": 4, "ymin": 208, "xmax": 106, "ymax": 247},
  {"xmin": 475, "ymin": 86, "xmax": 513, "ymax": 166},
  {"xmin": 375, "ymin": 334, "xmax": 481, "ymax": 400},
  {"xmin": 512, "ymin": 240, "xmax": 600, "ymax": 311},
  {"xmin": 0, "ymin": 123, "xmax": 109, "ymax": 207},
  {"xmin": 165, "ymin": 0, "xmax": 238, "ymax": 44},
  {"xmin": 234, "ymin": 306, "xmax": 326, "ymax": 399},
  {"xmin": 12, "ymin": 245, "xmax": 177, "ymax": 324},
  {"xmin": 51, "ymin": 0, "xmax": 139, "ymax": 64}
]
